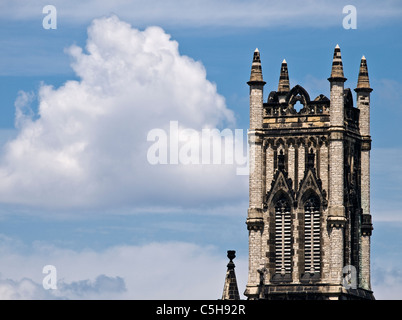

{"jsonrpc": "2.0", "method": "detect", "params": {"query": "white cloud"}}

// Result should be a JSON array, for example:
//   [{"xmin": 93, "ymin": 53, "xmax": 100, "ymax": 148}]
[
  {"xmin": 0, "ymin": 240, "xmax": 248, "ymax": 300},
  {"xmin": 0, "ymin": 278, "xmax": 56, "ymax": 300},
  {"xmin": 55, "ymin": 274, "xmax": 127, "ymax": 299},
  {"xmin": 0, "ymin": 15, "xmax": 248, "ymax": 212},
  {"xmin": 0, "ymin": 274, "xmax": 126, "ymax": 300},
  {"xmin": 372, "ymin": 263, "xmax": 402, "ymax": 300},
  {"xmin": 0, "ymin": 275, "xmax": 126, "ymax": 300}
]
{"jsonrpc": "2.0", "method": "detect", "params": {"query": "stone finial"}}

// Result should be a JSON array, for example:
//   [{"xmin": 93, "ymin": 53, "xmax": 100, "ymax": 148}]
[
  {"xmin": 356, "ymin": 55, "xmax": 372, "ymax": 91},
  {"xmin": 227, "ymin": 250, "xmax": 236, "ymax": 263},
  {"xmin": 248, "ymin": 48, "xmax": 265, "ymax": 85},
  {"xmin": 329, "ymin": 44, "xmax": 346, "ymax": 82},
  {"xmin": 221, "ymin": 250, "xmax": 240, "ymax": 300},
  {"xmin": 277, "ymin": 59, "xmax": 290, "ymax": 93}
]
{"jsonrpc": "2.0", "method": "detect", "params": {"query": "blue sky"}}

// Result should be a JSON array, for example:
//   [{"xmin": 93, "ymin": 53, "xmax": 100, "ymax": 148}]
[{"xmin": 0, "ymin": 0, "xmax": 401, "ymax": 299}]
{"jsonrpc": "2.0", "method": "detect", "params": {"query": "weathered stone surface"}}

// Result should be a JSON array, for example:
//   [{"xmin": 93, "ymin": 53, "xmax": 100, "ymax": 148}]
[{"xmin": 244, "ymin": 46, "xmax": 374, "ymax": 300}]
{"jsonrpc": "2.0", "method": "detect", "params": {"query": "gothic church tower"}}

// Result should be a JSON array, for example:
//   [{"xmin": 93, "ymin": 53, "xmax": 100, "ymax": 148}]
[{"xmin": 245, "ymin": 46, "xmax": 374, "ymax": 300}]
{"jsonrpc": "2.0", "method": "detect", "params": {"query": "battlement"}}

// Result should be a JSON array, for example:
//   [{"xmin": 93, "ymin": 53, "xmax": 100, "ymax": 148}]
[{"xmin": 263, "ymin": 85, "xmax": 330, "ymax": 131}]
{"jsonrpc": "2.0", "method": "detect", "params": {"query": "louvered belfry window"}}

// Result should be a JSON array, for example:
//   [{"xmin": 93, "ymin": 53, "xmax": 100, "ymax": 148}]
[
  {"xmin": 274, "ymin": 198, "xmax": 292, "ymax": 276},
  {"xmin": 304, "ymin": 197, "xmax": 321, "ymax": 274}
]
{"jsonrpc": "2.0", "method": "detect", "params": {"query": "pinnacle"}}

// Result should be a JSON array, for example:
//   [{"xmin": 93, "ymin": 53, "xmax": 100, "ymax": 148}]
[
  {"xmin": 329, "ymin": 44, "xmax": 346, "ymax": 81},
  {"xmin": 248, "ymin": 49, "xmax": 265, "ymax": 84},
  {"xmin": 278, "ymin": 58, "xmax": 290, "ymax": 93},
  {"xmin": 356, "ymin": 55, "xmax": 371, "ymax": 90}
]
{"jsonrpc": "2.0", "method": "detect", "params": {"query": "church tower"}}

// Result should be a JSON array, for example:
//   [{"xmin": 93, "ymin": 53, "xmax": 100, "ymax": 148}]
[{"xmin": 244, "ymin": 46, "xmax": 374, "ymax": 300}]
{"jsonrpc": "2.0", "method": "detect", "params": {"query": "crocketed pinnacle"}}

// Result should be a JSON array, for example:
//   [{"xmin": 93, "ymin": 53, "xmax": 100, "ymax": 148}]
[
  {"xmin": 329, "ymin": 44, "xmax": 346, "ymax": 81},
  {"xmin": 277, "ymin": 59, "xmax": 290, "ymax": 93},
  {"xmin": 248, "ymin": 48, "xmax": 265, "ymax": 84},
  {"xmin": 356, "ymin": 56, "xmax": 372, "ymax": 90}
]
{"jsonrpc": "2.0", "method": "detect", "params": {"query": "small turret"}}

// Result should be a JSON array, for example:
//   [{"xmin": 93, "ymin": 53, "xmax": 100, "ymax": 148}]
[
  {"xmin": 327, "ymin": 44, "xmax": 347, "ymax": 285},
  {"xmin": 277, "ymin": 59, "xmax": 290, "ymax": 93},
  {"xmin": 329, "ymin": 44, "xmax": 346, "ymax": 82},
  {"xmin": 247, "ymin": 48, "xmax": 265, "ymax": 129},
  {"xmin": 246, "ymin": 49, "xmax": 265, "ymax": 299},
  {"xmin": 248, "ymin": 48, "xmax": 265, "ymax": 84},
  {"xmin": 355, "ymin": 55, "xmax": 372, "ymax": 138},
  {"xmin": 356, "ymin": 56, "xmax": 372, "ymax": 91},
  {"xmin": 354, "ymin": 55, "xmax": 373, "ymax": 291},
  {"xmin": 328, "ymin": 44, "xmax": 347, "ymax": 128}
]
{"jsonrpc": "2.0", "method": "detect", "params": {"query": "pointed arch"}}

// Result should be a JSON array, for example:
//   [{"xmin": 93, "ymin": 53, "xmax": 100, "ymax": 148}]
[
  {"xmin": 270, "ymin": 188, "xmax": 292, "ymax": 207},
  {"xmin": 297, "ymin": 167, "xmax": 327, "ymax": 282},
  {"xmin": 265, "ymin": 170, "xmax": 295, "ymax": 208},
  {"xmin": 313, "ymin": 94, "xmax": 329, "ymax": 102},
  {"xmin": 297, "ymin": 137, "xmax": 306, "ymax": 147},
  {"xmin": 302, "ymin": 192, "xmax": 321, "ymax": 279},
  {"xmin": 307, "ymin": 136, "xmax": 318, "ymax": 148},
  {"xmin": 286, "ymin": 137, "xmax": 295, "ymax": 147},
  {"xmin": 287, "ymin": 85, "xmax": 311, "ymax": 110},
  {"xmin": 296, "ymin": 167, "xmax": 327, "ymax": 207},
  {"xmin": 275, "ymin": 138, "xmax": 285, "ymax": 148},
  {"xmin": 270, "ymin": 191, "xmax": 293, "ymax": 282}
]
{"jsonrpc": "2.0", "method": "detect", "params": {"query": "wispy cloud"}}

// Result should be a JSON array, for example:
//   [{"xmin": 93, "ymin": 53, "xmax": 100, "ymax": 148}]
[
  {"xmin": 373, "ymin": 78, "xmax": 402, "ymax": 113},
  {"xmin": 372, "ymin": 263, "xmax": 402, "ymax": 299},
  {"xmin": 0, "ymin": 239, "xmax": 248, "ymax": 299},
  {"xmin": 57, "ymin": 275, "xmax": 126, "ymax": 299},
  {"xmin": 0, "ymin": 277, "xmax": 56, "ymax": 300},
  {"xmin": 371, "ymin": 147, "xmax": 402, "ymax": 222},
  {"xmin": 0, "ymin": 274, "xmax": 126, "ymax": 300},
  {"xmin": 1, "ymin": 0, "xmax": 401, "ymax": 28}
]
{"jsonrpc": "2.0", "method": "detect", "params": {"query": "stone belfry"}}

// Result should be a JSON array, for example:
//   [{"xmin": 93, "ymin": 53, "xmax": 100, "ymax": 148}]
[{"xmin": 244, "ymin": 46, "xmax": 374, "ymax": 300}]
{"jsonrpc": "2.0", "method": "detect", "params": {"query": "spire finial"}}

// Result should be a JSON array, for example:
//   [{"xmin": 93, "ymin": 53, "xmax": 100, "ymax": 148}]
[
  {"xmin": 227, "ymin": 250, "xmax": 236, "ymax": 264},
  {"xmin": 221, "ymin": 250, "xmax": 240, "ymax": 300},
  {"xmin": 277, "ymin": 59, "xmax": 290, "ymax": 93},
  {"xmin": 329, "ymin": 44, "xmax": 346, "ymax": 81},
  {"xmin": 355, "ymin": 55, "xmax": 372, "ymax": 91},
  {"xmin": 248, "ymin": 49, "xmax": 265, "ymax": 85}
]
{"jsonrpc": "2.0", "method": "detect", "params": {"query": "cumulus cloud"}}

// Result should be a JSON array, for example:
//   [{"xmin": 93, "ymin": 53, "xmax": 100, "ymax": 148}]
[
  {"xmin": 0, "ymin": 15, "xmax": 248, "ymax": 212},
  {"xmin": 0, "ymin": 240, "xmax": 247, "ymax": 300}
]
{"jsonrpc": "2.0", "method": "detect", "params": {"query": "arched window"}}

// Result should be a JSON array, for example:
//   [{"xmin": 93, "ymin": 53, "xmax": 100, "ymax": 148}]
[
  {"xmin": 274, "ymin": 197, "xmax": 292, "ymax": 276},
  {"xmin": 304, "ymin": 197, "xmax": 321, "ymax": 275}
]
